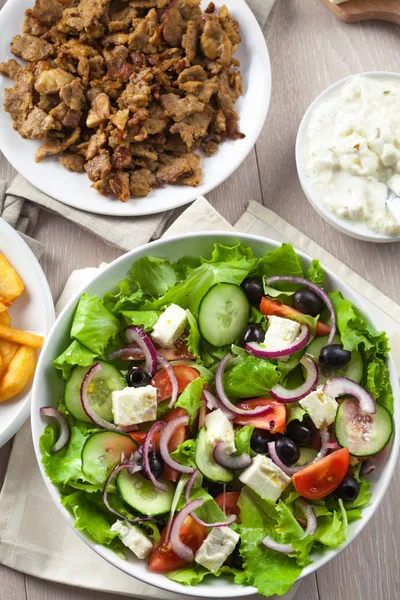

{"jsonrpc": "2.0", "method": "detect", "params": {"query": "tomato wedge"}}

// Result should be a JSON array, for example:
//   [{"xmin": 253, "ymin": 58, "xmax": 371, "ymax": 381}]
[
  {"xmin": 234, "ymin": 398, "xmax": 286, "ymax": 433},
  {"xmin": 292, "ymin": 448, "xmax": 350, "ymax": 499},
  {"xmin": 260, "ymin": 297, "xmax": 331, "ymax": 337},
  {"xmin": 163, "ymin": 407, "xmax": 188, "ymax": 482},
  {"xmin": 149, "ymin": 516, "xmax": 206, "ymax": 573},
  {"xmin": 152, "ymin": 365, "xmax": 199, "ymax": 402},
  {"xmin": 215, "ymin": 491, "xmax": 240, "ymax": 517}
]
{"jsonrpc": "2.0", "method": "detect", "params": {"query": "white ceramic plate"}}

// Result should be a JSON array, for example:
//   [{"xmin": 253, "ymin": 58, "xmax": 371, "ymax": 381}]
[
  {"xmin": 0, "ymin": 0, "xmax": 271, "ymax": 216},
  {"xmin": 296, "ymin": 72, "xmax": 400, "ymax": 243},
  {"xmin": 31, "ymin": 232, "xmax": 400, "ymax": 598},
  {"xmin": 0, "ymin": 218, "xmax": 54, "ymax": 447}
]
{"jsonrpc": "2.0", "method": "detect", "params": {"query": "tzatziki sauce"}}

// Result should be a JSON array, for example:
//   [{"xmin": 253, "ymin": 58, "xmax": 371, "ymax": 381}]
[{"xmin": 302, "ymin": 75, "xmax": 400, "ymax": 236}]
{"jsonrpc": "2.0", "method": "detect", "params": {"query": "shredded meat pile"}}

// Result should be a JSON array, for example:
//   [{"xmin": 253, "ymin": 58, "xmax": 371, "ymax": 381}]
[{"xmin": 1, "ymin": 0, "xmax": 244, "ymax": 202}]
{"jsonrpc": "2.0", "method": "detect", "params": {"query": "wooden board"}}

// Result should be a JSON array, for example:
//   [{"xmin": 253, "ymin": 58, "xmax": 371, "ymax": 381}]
[{"xmin": 321, "ymin": 0, "xmax": 400, "ymax": 25}]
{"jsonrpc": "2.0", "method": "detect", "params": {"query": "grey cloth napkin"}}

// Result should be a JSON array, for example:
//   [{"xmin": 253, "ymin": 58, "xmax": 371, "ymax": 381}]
[{"xmin": 0, "ymin": 0, "xmax": 278, "ymax": 258}]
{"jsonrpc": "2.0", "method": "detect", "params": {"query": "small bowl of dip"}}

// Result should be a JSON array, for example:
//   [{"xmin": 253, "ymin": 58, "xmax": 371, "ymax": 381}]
[{"xmin": 296, "ymin": 72, "xmax": 400, "ymax": 243}]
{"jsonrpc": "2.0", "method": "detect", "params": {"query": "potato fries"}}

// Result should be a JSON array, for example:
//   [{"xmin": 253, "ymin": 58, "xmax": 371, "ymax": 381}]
[{"xmin": 0, "ymin": 251, "xmax": 45, "ymax": 402}]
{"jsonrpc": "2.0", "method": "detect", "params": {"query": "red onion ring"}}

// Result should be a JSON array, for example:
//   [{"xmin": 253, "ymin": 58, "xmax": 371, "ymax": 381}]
[
  {"xmin": 262, "ymin": 498, "xmax": 316, "ymax": 554},
  {"xmin": 185, "ymin": 470, "xmax": 237, "ymax": 528},
  {"xmin": 325, "ymin": 441, "xmax": 340, "ymax": 450},
  {"xmin": 264, "ymin": 275, "xmax": 336, "ymax": 346},
  {"xmin": 323, "ymin": 377, "xmax": 376, "ymax": 414},
  {"xmin": 80, "ymin": 363, "xmax": 137, "ymax": 432},
  {"xmin": 102, "ymin": 463, "xmax": 154, "ymax": 523},
  {"xmin": 125, "ymin": 326, "xmax": 157, "ymax": 376},
  {"xmin": 108, "ymin": 344, "xmax": 144, "ymax": 361},
  {"xmin": 270, "ymin": 355, "xmax": 319, "ymax": 403},
  {"xmin": 157, "ymin": 355, "xmax": 179, "ymax": 409},
  {"xmin": 360, "ymin": 458, "xmax": 376, "ymax": 476},
  {"xmin": 142, "ymin": 421, "xmax": 167, "ymax": 491},
  {"xmin": 213, "ymin": 442, "xmax": 252, "ymax": 470},
  {"xmin": 40, "ymin": 407, "xmax": 70, "ymax": 453},
  {"xmin": 245, "ymin": 324, "xmax": 310, "ymax": 359},
  {"xmin": 216, "ymin": 354, "xmax": 273, "ymax": 416},
  {"xmin": 268, "ymin": 429, "xmax": 330, "ymax": 476},
  {"xmin": 202, "ymin": 389, "xmax": 235, "ymax": 420},
  {"xmin": 170, "ymin": 498, "xmax": 205, "ymax": 561},
  {"xmin": 159, "ymin": 415, "xmax": 195, "ymax": 474}
]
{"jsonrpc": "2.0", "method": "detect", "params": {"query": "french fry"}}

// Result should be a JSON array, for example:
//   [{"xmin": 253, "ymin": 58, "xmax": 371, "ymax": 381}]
[
  {"xmin": 0, "ymin": 339, "xmax": 20, "ymax": 377},
  {"xmin": 0, "ymin": 345, "xmax": 37, "ymax": 402},
  {"xmin": 0, "ymin": 253, "xmax": 24, "ymax": 303},
  {"xmin": 0, "ymin": 324, "xmax": 44, "ymax": 349},
  {"xmin": 0, "ymin": 311, "xmax": 10, "ymax": 326},
  {"xmin": 0, "ymin": 302, "xmax": 8, "ymax": 314}
]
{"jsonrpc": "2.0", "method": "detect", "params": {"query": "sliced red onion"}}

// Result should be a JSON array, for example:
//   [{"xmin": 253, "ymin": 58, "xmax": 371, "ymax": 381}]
[
  {"xmin": 170, "ymin": 498, "xmax": 205, "ymax": 562},
  {"xmin": 213, "ymin": 442, "xmax": 252, "ymax": 470},
  {"xmin": 360, "ymin": 458, "xmax": 376, "ymax": 476},
  {"xmin": 202, "ymin": 389, "xmax": 235, "ymax": 420},
  {"xmin": 125, "ymin": 326, "xmax": 157, "ymax": 376},
  {"xmin": 142, "ymin": 421, "xmax": 167, "ymax": 491},
  {"xmin": 323, "ymin": 377, "xmax": 376, "ymax": 414},
  {"xmin": 268, "ymin": 429, "xmax": 330, "ymax": 476},
  {"xmin": 80, "ymin": 363, "xmax": 137, "ymax": 432},
  {"xmin": 102, "ymin": 463, "xmax": 154, "ymax": 523},
  {"xmin": 270, "ymin": 355, "xmax": 318, "ymax": 403},
  {"xmin": 262, "ymin": 498, "xmax": 316, "ymax": 554},
  {"xmin": 108, "ymin": 343, "xmax": 144, "ymax": 361},
  {"xmin": 159, "ymin": 415, "xmax": 194, "ymax": 474},
  {"xmin": 185, "ymin": 470, "xmax": 237, "ymax": 528},
  {"xmin": 157, "ymin": 355, "xmax": 179, "ymax": 409},
  {"xmin": 325, "ymin": 441, "xmax": 340, "ymax": 450},
  {"xmin": 165, "ymin": 474, "xmax": 190, "ymax": 543},
  {"xmin": 216, "ymin": 354, "xmax": 273, "ymax": 416},
  {"xmin": 40, "ymin": 406, "xmax": 70, "ymax": 453},
  {"xmin": 264, "ymin": 275, "xmax": 336, "ymax": 346},
  {"xmin": 245, "ymin": 324, "xmax": 310, "ymax": 359}
]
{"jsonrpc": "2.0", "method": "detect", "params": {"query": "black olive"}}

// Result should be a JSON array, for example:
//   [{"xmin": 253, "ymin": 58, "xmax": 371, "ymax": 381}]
[
  {"xmin": 334, "ymin": 474, "xmax": 360, "ymax": 502},
  {"xmin": 276, "ymin": 436, "xmax": 300, "ymax": 466},
  {"xmin": 241, "ymin": 278, "xmax": 264, "ymax": 307},
  {"xmin": 239, "ymin": 324, "xmax": 265, "ymax": 347},
  {"xmin": 250, "ymin": 429, "xmax": 275, "ymax": 454},
  {"xmin": 285, "ymin": 419, "xmax": 314, "ymax": 446},
  {"xmin": 231, "ymin": 545, "xmax": 243, "ymax": 569},
  {"xmin": 126, "ymin": 366, "xmax": 151, "ymax": 388},
  {"xmin": 293, "ymin": 289, "xmax": 325, "ymax": 317},
  {"xmin": 206, "ymin": 481, "xmax": 226, "ymax": 498},
  {"xmin": 319, "ymin": 344, "xmax": 351, "ymax": 371},
  {"xmin": 142, "ymin": 450, "xmax": 164, "ymax": 480}
]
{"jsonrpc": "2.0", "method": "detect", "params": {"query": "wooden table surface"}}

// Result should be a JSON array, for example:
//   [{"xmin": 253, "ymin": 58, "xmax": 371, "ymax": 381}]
[{"xmin": 1, "ymin": 1, "xmax": 399, "ymax": 599}]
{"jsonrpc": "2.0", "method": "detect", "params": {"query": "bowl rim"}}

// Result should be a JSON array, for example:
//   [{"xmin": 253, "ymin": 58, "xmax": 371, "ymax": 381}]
[
  {"xmin": 31, "ymin": 231, "xmax": 400, "ymax": 597},
  {"xmin": 295, "ymin": 71, "xmax": 400, "ymax": 244}
]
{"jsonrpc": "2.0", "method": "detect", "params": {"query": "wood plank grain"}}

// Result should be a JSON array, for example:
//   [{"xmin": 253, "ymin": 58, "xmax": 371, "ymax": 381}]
[
  {"xmin": 0, "ymin": 565, "xmax": 27, "ymax": 600},
  {"xmin": 321, "ymin": 0, "xmax": 400, "ymax": 26}
]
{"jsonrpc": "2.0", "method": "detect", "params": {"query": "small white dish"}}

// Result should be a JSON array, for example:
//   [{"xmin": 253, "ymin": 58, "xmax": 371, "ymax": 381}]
[
  {"xmin": 31, "ymin": 231, "xmax": 400, "ymax": 598},
  {"xmin": 296, "ymin": 71, "xmax": 400, "ymax": 243},
  {"xmin": 0, "ymin": 218, "xmax": 54, "ymax": 447},
  {"xmin": 0, "ymin": 0, "xmax": 271, "ymax": 217}
]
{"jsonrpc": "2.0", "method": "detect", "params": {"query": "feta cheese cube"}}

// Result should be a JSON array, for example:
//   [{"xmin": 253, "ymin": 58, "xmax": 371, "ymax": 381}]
[
  {"xmin": 195, "ymin": 526, "xmax": 240, "ymax": 573},
  {"xmin": 239, "ymin": 454, "xmax": 291, "ymax": 502},
  {"xmin": 299, "ymin": 386, "xmax": 338, "ymax": 429},
  {"xmin": 151, "ymin": 304, "xmax": 187, "ymax": 347},
  {"xmin": 111, "ymin": 385, "xmax": 157, "ymax": 426},
  {"xmin": 205, "ymin": 409, "xmax": 236, "ymax": 454},
  {"xmin": 262, "ymin": 316, "xmax": 301, "ymax": 350},
  {"xmin": 111, "ymin": 521, "xmax": 153, "ymax": 559}
]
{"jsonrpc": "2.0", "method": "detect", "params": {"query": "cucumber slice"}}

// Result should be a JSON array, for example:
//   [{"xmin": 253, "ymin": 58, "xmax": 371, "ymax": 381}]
[
  {"xmin": 116, "ymin": 469, "xmax": 175, "ymax": 516},
  {"xmin": 82, "ymin": 431, "xmax": 137, "ymax": 485},
  {"xmin": 198, "ymin": 283, "xmax": 250, "ymax": 347},
  {"xmin": 334, "ymin": 398, "xmax": 393, "ymax": 457},
  {"xmin": 295, "ymin": 447, "xmax": 318, "ymax": 467},
  {"xmin": 306, "ymin": 335, "xmax": 363, "ymax": 384},
  {"xmin": 64, "ymin": 361, "xmax": 126, "ymax": 423},
  {"xmin": 195, "ymin": 427, "xmax": 233, "ymax": 483}
]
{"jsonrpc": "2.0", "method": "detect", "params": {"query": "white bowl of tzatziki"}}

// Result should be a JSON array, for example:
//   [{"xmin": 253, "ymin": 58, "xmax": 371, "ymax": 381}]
[{"xmin": 296, "ymin": 72, "xmax": 400, "ymax": 242}]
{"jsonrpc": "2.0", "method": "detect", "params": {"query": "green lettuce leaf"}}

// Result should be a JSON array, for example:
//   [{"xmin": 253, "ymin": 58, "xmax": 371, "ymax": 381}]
[
  {"xmin": 314, "ymin": 499, "xmax": 348, "ymax": 547},
  {"xmin": 129, "ymin": 256, "xmax": 177, "ymax": 297},
  {"xmin": 71, "ymin": 293, "xmax": 120, "ymax": 355},
  {"xmin": 121, "ymin": 310, "xmax": 160, "ymax": 331},
  {"xmin": 285, "ymin": 402, "xmax": 306, "ymax": 425},
  {"xmin": 167, "ymin": 564, "xmax": 237, "ymax": 585},
  {"xmin": 103, "ymin": 278, "xmax": 143, "ymax": 314},
  {"xmin": 170, "ymin": 439, "xmax": 196, "ymax": 468},
  {"xmin": 53, "ymin": 340, "xmax": 98, "ymax": 379},
  {"xmin": 330, "ymin": 291, "xmax": 393, "ymax": 413},
  {"xmin": 223, "ymin": 355, "xmax": 280, "ymax": 399},
  {"xmin": 175, "ymin": 377, "xmax": 205, "ymax": 424},
  {"xmin": 234, "ymin": 426, "xmax": 254, "ymax": 455},
  {"xmin": 185, "ymin": 309, "xmax": 201, "ymax": 359},
  {"xmin": 305, "ymin": 259, "xmax": 324, "ymax": 285},
  {"xmin": 255, "ymin": 244, "xmax": 304, "ymax": 291}
]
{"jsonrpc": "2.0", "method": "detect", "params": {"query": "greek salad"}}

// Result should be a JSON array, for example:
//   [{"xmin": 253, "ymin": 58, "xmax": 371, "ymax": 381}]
[{"xmin": 40, "ymin": 242, "xmax": 394, "ymax": 597}]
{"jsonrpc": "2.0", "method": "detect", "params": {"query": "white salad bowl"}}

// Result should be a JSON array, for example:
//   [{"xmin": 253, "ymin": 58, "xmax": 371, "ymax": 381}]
[
  {"xmin": 31, "ymin": 232, "xmax": 400, "ymax": 597},
  {"xmin": 296, "ymin": 71, "xmax": 400, "ymax": 244}
]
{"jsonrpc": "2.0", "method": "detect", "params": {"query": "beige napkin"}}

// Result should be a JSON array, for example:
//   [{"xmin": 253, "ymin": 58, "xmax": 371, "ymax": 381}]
[
  {"xmin": 0, "ymin": 0, "xmax": 278, "ymax": 259},
  {"xmin": 1, "ymin": 197, "xmax": 400, "ymax": 600}
]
